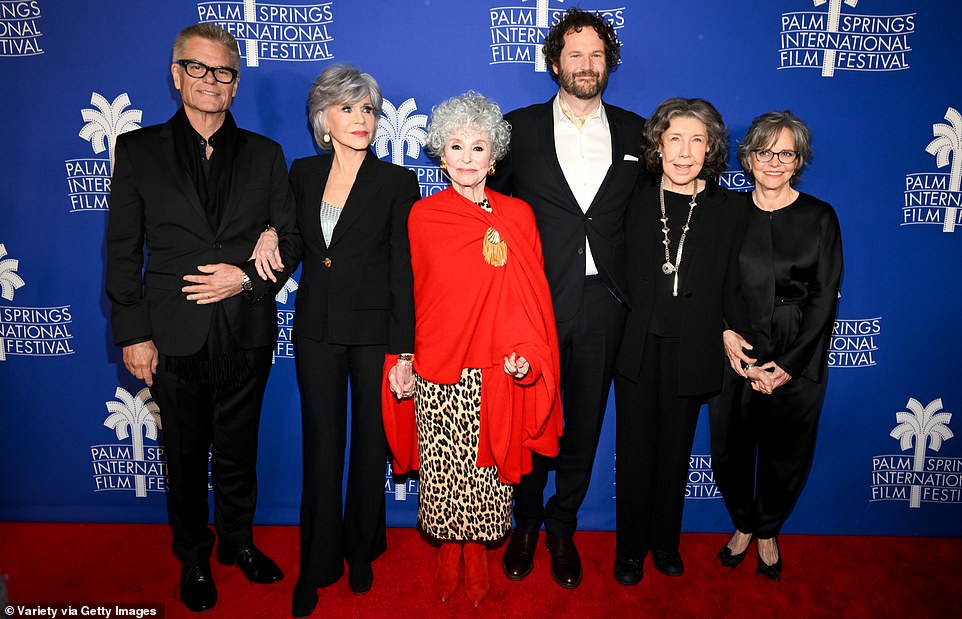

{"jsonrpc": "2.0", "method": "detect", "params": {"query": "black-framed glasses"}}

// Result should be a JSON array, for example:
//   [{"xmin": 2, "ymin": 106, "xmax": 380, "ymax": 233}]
[
  {"xmin": 752, "ymin": 149, "xmax": 799, "ymax": 164},
  {"xmin": 175, "ymin": 59, "xmax": 238, "ymax": 84}
]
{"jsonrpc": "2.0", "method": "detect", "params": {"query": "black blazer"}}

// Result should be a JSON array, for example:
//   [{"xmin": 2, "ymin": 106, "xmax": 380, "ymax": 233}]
[
  {"xmin": 615, "ymin": 175, "xmax": 750, "ymax": 396},
  {"xmin": 490, "ymin": 99, "xmax": 645, "ymax": 321},
  {"xmin": 289, "ymin": 151, "xmax": 418, "ymax": 353},
  {"xmin": 105, "ymin": 112, "xmax": 301, "ymax": 356}
]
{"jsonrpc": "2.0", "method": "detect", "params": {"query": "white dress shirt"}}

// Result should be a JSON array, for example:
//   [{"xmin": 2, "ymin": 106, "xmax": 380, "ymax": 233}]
[{"xmin": 553, "ymin": 93, "xmax": 612, "ymax": 277}]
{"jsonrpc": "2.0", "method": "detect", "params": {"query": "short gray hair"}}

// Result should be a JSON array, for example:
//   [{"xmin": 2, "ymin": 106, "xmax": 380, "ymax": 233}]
[
  {"xmin": 643, "ymin": 97, "xmax": 729, "ymax": 181},
  {"xmin": 172, "ymin": 23, "xmax": 240, "ymax": 70},
  {"xmin": 737, "ymin": 110, "xmax": 813, "ymax": 185},
  {"xmin": 425, "ymin": 91, "xmax": 511, "ymax": 162},
  {"xmin": 307, "ymin": 64, "xmax": 383, "ymax": 150}
]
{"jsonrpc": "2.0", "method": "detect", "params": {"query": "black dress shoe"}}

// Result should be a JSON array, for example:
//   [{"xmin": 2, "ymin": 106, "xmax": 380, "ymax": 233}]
[
  {"xmin": 291, "ymin": 579, "xmax": 319, "ymax": 617},
  {"xmin": 502, "ymin": 529, "xmax": 539, "ymax": 581},
  {"xmin": 219, "ymin": 546, "xmax": 284, "ymax": 584},
  {"xmin": 718, "ymin": 533, "xmax": 752, "ymax": 569},
  {"xmin": 348, "ymin": 563, "xmax": 373, "ymax": 594},
  {"xmin": 613, "ymin": 557, "xmax": 644, "ymax": 586},
  {"xmin": 651, "ymin": 549, "xmax": 684, "ymax": 576},
  {"xmin": 545, "ymin": 534, "xmax": 582, "ymax": 589},
  {"xmin": 180, "ymin": 563, "xmax": 217, "ymax": 613},
  {"xmin": 756, "ymin": 538, "xmax": 783, "ymax": 581}
]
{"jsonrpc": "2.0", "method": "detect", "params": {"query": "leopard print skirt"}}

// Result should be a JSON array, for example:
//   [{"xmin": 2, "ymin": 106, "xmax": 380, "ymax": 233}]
[{"xmin": 414, "ymin": 368, "xmax": 512, "ymax": 541}]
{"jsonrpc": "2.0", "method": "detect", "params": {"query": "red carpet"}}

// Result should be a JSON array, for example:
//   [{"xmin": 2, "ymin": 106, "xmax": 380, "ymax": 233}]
[{"xmin": 1, "ymin": 523, "xmax": 960, "ymax": 618}]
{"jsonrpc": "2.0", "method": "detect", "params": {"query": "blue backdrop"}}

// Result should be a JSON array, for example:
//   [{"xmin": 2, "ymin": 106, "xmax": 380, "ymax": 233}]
[{"xmin": 2, "ymin": 0, "xmax": 960, "ymax": 537}]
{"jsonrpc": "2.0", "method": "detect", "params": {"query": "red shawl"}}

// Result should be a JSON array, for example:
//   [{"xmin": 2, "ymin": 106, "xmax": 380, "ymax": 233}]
[{"xmin": 382, "ymin": 187, "xmax": 562, "ymax": 485}]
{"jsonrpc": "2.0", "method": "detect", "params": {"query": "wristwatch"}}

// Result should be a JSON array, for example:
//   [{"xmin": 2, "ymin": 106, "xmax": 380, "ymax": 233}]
[{"xmin": 241, "ymin": 272, "xmax": 253, "ymax": 293}]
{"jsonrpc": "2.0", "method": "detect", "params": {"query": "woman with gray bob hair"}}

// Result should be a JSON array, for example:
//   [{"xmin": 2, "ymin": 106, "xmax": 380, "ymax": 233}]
[
  {"xmin": 736, "ymin": 110, "xmax": 813, "ymax": 186},
  {"xmin": 425, "ymin": 91, "xmax": 511, "ymax": 164},
  {"xmin": 307, "ymin": 64, "xmax": 383, "ymax": 149}
]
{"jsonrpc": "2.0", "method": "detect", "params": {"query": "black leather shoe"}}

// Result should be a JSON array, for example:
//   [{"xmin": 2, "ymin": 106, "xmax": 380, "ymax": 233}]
[
  {"xmin": 545, "ymin": 534, "xmax": 582, "ymax": 589},
  {"xmin": 613, "ymin": 557, "xmax": 644, "ymax": 586},
  {"xmin": 502, "ymin": 529, "xmax": 539, "ymax": 581},
  {"xmin": 219, "ymin": 546, "xmax": 284, "ymax": 584},
  {"xmin": 651, "ymin": 549, "xmax": 684, "ymax": 576},
  {"xmin": 348, "ymin": 563, "xmax": 373, "ymax": 594},
  {"xmin": 180, "ymin": 563, "xmax": 217, "ymax": 613},
  {"xmin": 291, "ymin": 579, "xmax": 318, "ymax": 617}
]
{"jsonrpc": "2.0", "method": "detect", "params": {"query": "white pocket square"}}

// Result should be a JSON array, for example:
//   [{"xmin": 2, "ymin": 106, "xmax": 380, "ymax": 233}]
[{"xmin": 623, "ymin": 154, "xmax": 639, "ymax": 161}]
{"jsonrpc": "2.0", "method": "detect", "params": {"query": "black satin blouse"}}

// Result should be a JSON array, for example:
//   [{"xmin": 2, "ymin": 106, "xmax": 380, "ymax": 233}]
[{"xmin": 736, "ymin": 191, "xmax": 843, "ymax": 382}]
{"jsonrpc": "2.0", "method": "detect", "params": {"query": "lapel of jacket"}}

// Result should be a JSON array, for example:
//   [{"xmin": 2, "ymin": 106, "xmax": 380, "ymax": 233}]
[
  {"xmin": 218, "ymin": 128, "xmax": 252, "ymax": 237},
  {"xmin": 678, "ymin": 180, "xmax": 721, "ymax": 284},
  {"xmin": 537, "ymin": 98, "xmax": 582, "ymax": 215},
  {"xmin": 159, "ymin": 118, "xmax": 212, "ymax": 234},
  {"xmin": 586, "ymin": 102, "xmax": 623, "ymax": 213},
  {"xmin": 329, "ymin": 150, "xmax": 382, "ymax": 248}
]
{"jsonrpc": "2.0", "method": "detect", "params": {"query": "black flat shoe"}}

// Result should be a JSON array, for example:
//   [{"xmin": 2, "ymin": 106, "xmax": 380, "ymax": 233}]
[
  {"xmin": 348, "ymin": 563, "xmax": 373, "ymax": 594},
  {"xmin": 219, "ymin": 546, "xmax": 284, "ymax": 584},
  {"xmin": 179, "ymin": 563, "xmax": 217, "ymax": 613},
  {"xmin": 756, "ymin": 538, "xmax": 783, "ymax": 580},
  {"xmin": 718, "ymin": 532, "xmax": 752, "ymax": 569},
  {"xmin": 651, "ymin": 549, "xmax": 684, "ymax": 577},
  {"xmin": 291, "ymin": 579, "xmax": 318, "ymax": 617},
  {"xmin": 613, "ymin": 557, "xmax": 644, "ymax": 586}
]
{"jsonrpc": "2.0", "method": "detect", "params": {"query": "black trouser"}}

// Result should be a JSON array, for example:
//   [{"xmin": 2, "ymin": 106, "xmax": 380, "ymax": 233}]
[
  {"xmin": 152, "ymin": 345, "xmax": 273, "ymax": 568},
  {"xmin": 709, "ymin": 370, "xmax": 824, "ymax": 539},
  {"xmin": 514, "ymin": 276, "xmax": 626, "ymax": 538},
  {"xmin": 294, "ymin": 336, "xmax": 387, "ymax": 587},
  {"xmin": 614, "ymin": 335, "xmax": 703, "ymax": 559}
]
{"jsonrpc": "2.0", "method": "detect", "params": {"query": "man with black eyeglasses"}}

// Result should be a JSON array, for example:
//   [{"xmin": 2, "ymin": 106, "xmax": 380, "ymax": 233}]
[{"xmin": 106, "ymin": 22, "xmax": 301, "ymax": 612}]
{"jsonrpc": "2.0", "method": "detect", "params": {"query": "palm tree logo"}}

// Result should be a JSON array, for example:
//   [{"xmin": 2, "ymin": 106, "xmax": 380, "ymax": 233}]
[
  {"xmin": 79, "ymin": 92, "xmax": 143, "ymax": 176},
  {"xmin": 275, "ymin": 277, "xmax": 299, "ymax": 304},
  {"xmin": 890, "ymin": 398, "xmax": 953, "ymax": 508},
  {"xmin": 103, "ymin": 387, "xmax": 162, "ymax": 498},
  {"xmin": 374, "ymin": 98, "xmax": 427, "ymax": 166},
  {"xmin": 925, "ymin": 107, "xmax": 962, "ymax": 233},
  {"xmin": 0, "ymin": 243, "xmax": 25, "ymax": 302},
  {"xmin": 812, "ymin": 0, "xmax": 859, "ymax": 77}
]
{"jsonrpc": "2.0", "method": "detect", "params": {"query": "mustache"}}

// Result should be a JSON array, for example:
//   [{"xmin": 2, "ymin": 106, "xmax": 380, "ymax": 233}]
[{"xmin": 572, "ymin": 70, "xmax": 600, "ymax": 79}]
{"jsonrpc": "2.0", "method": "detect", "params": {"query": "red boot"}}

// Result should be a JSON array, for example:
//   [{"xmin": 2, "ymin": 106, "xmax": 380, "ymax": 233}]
[
  {"xmin": 435, "ymin": 542, "xmax": 463, "ymax": 602},
  {"xmin": 463, "ymin": 542, "xmax": 490, "ymax": 607}
]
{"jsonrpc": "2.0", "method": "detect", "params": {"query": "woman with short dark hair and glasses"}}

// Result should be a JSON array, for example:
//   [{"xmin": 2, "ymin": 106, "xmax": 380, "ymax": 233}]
[{"xmin": 710, "ymin": 110, "xmax": 842, "ymax": 580}]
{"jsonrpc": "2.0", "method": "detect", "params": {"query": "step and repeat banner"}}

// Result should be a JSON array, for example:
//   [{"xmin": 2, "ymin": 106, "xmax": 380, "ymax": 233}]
[{"xmin": 1, "ymin": 1, "xmax": 960, "ymax": 536}]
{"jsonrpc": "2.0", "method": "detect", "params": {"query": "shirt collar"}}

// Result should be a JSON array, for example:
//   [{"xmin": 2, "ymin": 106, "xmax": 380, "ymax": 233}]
[{"xmin": 552, "ymin": 92, "xmax": 608, "ymax": 130}]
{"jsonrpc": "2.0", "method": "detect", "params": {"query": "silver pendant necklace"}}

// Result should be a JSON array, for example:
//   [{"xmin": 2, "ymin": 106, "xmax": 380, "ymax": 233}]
[{"xmin": 659, "ymin": 176, "xmax": 699, "ymax": 297}]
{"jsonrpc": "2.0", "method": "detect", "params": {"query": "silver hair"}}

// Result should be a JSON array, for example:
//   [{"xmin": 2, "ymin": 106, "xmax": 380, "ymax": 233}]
[
  {"xmin": 172, "ymin": 23, "xmax": 241, "ymax": 70},
  {"xmin": 737, "ymin": 110, "xmax": 813, "ymax": 185},
  {"xmin": 306, "ymin": 64, "xmax": 383, "ymax": 150},
  {"xmin": 425, "ymin": 91, "xmax": 511, "ymax": 162}
]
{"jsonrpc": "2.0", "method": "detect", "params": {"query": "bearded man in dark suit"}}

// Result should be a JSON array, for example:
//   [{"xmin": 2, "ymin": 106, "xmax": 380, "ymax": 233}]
[
  {"xmin": 105, "ymin": 23, "xmax": 301, "ymax": 613},
  {"xmin": 489, "ymin": 8, "xmax": 645, "ymax": 589}
]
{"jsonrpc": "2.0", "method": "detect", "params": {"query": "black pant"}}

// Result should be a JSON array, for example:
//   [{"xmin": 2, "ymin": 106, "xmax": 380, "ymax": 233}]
[
  {"xmin": 151, "ymin": 345, "xmax": 273, "ymax": 567},
  {"xmin": 709, "ymin": 370, "xmax": 824, "ymax": 538},
  {"xmin": 514, "ymin": 276, "xmax": 626, "ymax": 538},
  {"xmin": 294, "ymin": 336, "xmax": 387, "ymax": 587},
  {"xmin": 614, "ymin": 335, "xmax": 703, "ymax": 558}
]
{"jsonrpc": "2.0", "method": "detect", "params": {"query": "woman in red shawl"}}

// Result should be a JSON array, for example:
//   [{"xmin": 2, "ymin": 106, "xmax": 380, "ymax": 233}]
[{"xmin": 382, "ymin": 92, "xmax": 562, "ymax": 606}]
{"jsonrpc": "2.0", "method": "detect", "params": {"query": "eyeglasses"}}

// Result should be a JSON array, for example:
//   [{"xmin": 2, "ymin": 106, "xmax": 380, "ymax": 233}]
[
  {"xmin": 175, "ymin": 59, "xmax": 238, "ymax": 84},
  {"xmin": 752, "ymin": 149, "xmax": 799, "ymax": 164}
]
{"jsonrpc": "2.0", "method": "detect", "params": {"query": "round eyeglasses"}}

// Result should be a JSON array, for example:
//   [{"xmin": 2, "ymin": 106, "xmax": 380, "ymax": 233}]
[
  {"xmin": 175, "ymin": 59, "xmax": 238, "ymax": 84},
  {"xmin": 752, "ymin": 149, "xmax": 799, "ymax": 164}
]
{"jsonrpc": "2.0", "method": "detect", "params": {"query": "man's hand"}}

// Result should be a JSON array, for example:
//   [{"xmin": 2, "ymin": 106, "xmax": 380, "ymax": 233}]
[
  {"xmin": 123, "ymin": 340, "xmax": 159, "ymax": 387},
  {"xmin": 183, "ymin": 263, "xmax": 245, "ymax": 304}
]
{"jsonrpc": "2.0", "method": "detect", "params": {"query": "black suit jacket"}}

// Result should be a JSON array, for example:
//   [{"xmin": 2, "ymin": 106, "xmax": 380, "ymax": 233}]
[
  {"xmin": 490, "ymin": 99, "xmax": 645, "ymax": 321},
  {"xmin": 290, "ymin": 151, "xmax": 418, "ymax": 353},
  {"xmin": 105, "ymin": 111, "xmax": 301, "ymax": 356},
  {"xmin": 615, "ymin": 175, "xmax": 751, "ymax": 396}
]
